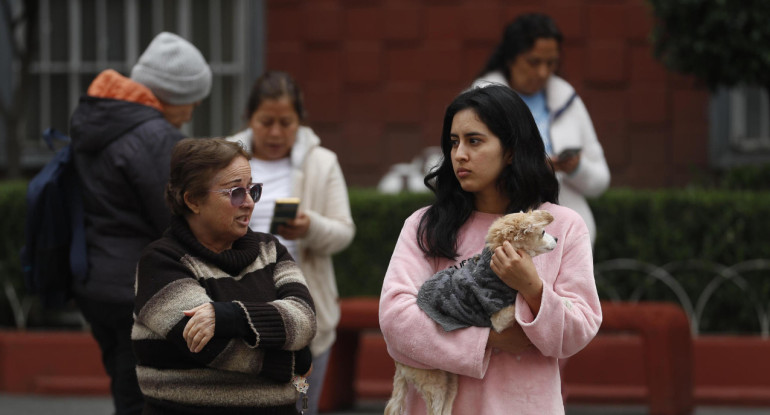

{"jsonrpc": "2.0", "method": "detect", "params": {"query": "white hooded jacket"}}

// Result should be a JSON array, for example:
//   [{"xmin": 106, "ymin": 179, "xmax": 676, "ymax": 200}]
[
  {"xmin": 473, "ymin": 72, "xmax": 611, "ymax": 245},
  {"xmin": 228, "ymin": 126, "xmax": 356, "ymax": 355}
]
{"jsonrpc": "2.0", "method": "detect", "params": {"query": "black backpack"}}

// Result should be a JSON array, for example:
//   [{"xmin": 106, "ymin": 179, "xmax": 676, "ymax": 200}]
[{"xmin": 20, "ymin": 128, "xmax": 88, "ymax": 309}]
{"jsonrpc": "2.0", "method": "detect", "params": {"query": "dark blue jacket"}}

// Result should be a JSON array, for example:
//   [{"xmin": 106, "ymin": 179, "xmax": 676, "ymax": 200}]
[{"xmin": 70, "ymin": 96, "xmax": 183, "ymax": 304}]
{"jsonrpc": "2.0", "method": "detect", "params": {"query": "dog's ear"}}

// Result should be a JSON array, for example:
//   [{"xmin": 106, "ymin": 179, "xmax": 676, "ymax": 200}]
[
  {"xmin": 519, "ymin": 210, "xmax": 554, "ymax": 235},
  {"xmin": 529, "ymin": 210, "xmax": 554, "ymax": 229}
]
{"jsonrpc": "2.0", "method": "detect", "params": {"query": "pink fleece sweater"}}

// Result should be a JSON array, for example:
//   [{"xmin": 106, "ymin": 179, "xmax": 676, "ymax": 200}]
[{"xmin": 379, "ymin": 202, "xmax": 602, "ymax": 414}]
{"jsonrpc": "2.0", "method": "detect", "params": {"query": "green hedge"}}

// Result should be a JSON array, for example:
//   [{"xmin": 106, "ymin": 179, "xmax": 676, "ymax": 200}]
[
  {"xmin": 590, "ymin": 188, "xmax": 770, "ymax": 264},
  {"xmin": 333, "ymin": 189, "xmax": 432, "ymax": 298},
  {"xmin": 0, "ymin": 181, "xmax": 27, "ymax": 285},
  {"xmin": 334, "ymin": 187, "xmax": 770, "ymax": 297},
  {"xmin": 1, "ymin": 182, "xmax": 769, "ymax": 332},
  {"xmin": 0, "ymin": 181, "xmax": 29, "ymax": 327}
]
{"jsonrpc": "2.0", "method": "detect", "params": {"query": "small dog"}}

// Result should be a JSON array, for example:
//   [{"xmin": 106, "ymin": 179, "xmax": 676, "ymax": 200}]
[{"xmin": 384, "ymin": 210, "xmax": 557, "ymax": 415}]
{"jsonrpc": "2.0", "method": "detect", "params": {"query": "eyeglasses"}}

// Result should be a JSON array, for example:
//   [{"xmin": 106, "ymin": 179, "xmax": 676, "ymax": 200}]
[{"xmin": 210, "ymin": 183, "xmax": 263, "ymax": 206}]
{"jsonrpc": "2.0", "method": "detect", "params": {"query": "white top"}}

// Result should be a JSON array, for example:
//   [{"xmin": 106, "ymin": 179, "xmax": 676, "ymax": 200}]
[{"xmin": 248, "ymin": 157, "xmax": 299, "ymax": 263}]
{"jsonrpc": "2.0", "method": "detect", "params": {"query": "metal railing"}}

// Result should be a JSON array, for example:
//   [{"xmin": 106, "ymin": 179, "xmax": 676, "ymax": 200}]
[{"xmin": 595, "ymin": 258, "xmax": 770, "ymax": 337}]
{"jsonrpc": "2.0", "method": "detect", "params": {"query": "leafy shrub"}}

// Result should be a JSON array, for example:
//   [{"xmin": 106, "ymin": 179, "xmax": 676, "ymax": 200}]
[
  {"xmin": 0, "ymin": 181, "xmax": 29, "ymax": 327},
  {"xmin": 333, "ymin": 188, "xmax": 432, "ymax": 297},
  {"xmin": 590, "ymin": 188, "xmax": 770, "ymax": 264},
  {"xmin": 719, "ymin": 163, "xmax": 770, "ymax": 190}
]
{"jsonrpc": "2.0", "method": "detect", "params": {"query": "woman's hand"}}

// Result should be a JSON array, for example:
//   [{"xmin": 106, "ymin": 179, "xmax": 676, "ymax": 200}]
[
  {"xmin": 487, "ymin": 322, "xmax": 532, "ymax": 354},
  {"xmin": 490, "ymin": 241, "xmax": 544, "ymax": 315},
  {"xmin": 550, "ymin": 153, "xmax": 581, "ymax": 175},
  {"xmin": 278, "ymin": 211, "xmax": 310, "ymax": 240},
  {"xmin": 183, "ymin": 303, "xmax": 216, "ymax": 353}
]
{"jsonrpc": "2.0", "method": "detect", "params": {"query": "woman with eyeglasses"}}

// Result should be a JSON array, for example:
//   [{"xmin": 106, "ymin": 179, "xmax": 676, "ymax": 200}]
[
  {"xmin": 132, "ymin": 138, "xmax": 316, "ymax": 414},
  {"xmin": 228, "ymin": 71, "xmax": 355, "ymax": 415}
]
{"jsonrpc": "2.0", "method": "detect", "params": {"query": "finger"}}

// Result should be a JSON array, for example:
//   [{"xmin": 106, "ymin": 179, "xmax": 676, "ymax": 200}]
[
  {"xmin": 185, "ymin": 325, "xmax": 197, "ymax": 351},
  {"xmin": 183, "ymin": 303, "xmax": 206, "ymax": 316},
  {"xmin": 193, "ymin": 329, "xmax": 212, "ymax": 353},
  {"xmin": 186, "ymin": 317, "xmax": 205, "ymax": 349},
  {"xmin": 191, "ymin": 328, "xmax": 207, "ymax": 352},
  {"xmin": 194, "ymin": 332, "xmax": 207, "ymax": 353},
  {"xmin": 189, "ymin": 333, "xmax": 199, "ymax": 353},
  {"xmin": 183, "ymin": 318, "xmax": 194, "ymax": 342},
  {"xmin": 195, "ymin": 303, "xmax": 209, "ymax": 312},
  {"xmin": 503, "ymin": 241, "xmax": 520, "ymax": 258}
]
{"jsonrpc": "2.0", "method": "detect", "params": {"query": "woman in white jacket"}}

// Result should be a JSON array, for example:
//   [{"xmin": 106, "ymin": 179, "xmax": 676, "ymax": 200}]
[
  {"xmin": 473, "ymin": 13, "xmax": 610, "ymax": 246},
  {"xmin": 228, "ymin": 71, "xmax": 355, "ymax": 415}
]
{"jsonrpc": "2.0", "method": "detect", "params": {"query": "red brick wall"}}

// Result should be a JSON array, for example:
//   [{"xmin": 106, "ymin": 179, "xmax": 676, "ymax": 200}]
[{"xmin": 265, "ymin": 0, "xmax": 710, "ymax": 188}]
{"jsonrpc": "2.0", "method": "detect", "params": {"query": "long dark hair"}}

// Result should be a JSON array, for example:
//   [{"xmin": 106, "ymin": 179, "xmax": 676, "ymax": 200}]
[
  {"xmin": 477, "ymin": 13, "xmax": 563, "ymax": 81},
  {"xmin": 417, "ymin": 85, "xmax": 559, "ymax": 260}
]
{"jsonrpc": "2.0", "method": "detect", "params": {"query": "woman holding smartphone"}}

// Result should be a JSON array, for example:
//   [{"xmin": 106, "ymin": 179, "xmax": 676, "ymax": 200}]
[
  {"xmin": 473, "ymin": 13, "xmax": 610, "ymax": 246},
  {"xmin": 227, "ymin": 71, "xmax": 355, "ymax": 415}
]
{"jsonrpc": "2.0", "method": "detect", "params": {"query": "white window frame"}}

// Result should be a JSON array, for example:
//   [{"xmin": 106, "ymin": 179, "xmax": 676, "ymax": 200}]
[{"xmin": 710, "ymin": 85, "xmax": 770, "ymax": 168}]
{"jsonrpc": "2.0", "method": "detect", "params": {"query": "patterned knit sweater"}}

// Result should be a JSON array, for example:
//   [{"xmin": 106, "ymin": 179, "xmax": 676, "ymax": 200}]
[{"xmin": 132, "ymin": 216, "xmax": 316, "ymax": 414}]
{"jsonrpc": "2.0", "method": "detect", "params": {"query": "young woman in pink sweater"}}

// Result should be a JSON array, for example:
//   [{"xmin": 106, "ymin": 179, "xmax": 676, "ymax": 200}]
[{"xmin": 379, "ymin": 85, "xmax": 602, "ymax": 414}]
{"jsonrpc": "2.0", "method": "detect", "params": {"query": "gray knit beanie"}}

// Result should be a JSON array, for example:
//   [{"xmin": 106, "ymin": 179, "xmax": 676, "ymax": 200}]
[{"xmin": 130, "ymin": 32, "xmax": 212, "ymax": 105}]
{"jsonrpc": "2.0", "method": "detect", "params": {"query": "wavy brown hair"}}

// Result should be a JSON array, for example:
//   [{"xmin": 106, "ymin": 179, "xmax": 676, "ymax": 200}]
[{"xmin": 165, "ymin": 138, "xmax": 250, "ymax": 216}]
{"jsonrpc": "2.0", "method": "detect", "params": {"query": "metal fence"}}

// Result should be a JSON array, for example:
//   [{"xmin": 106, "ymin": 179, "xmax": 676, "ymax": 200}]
[{"xmin": 596, "ymin": 258, "xmax": 770, "ymax": 337}]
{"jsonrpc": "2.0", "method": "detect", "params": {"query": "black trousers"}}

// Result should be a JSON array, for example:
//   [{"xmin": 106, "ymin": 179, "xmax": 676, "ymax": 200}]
[{"xmin": 76, "ymin": 296, "xmax": 144, "ymax": 415}]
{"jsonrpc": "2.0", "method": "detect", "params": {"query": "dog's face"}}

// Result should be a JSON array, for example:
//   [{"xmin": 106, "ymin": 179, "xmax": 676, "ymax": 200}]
[{"xmin": 485, "ymin": 210, "xmax": 557, "ymax": 257}]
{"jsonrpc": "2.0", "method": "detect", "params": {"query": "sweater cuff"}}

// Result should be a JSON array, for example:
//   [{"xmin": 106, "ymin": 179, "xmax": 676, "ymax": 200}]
[
  {"xmin": 262, "ymin": 350, "xmax": 294, "ymax": 382},
  {"xmin": 293, "ymin": 346, "xmax": 313, "ymax": 376},
  {"xmin": 241, "ymin": 302, "xmax": 287, "ymax": 349},
  {"xmin": 212, "ymin": 302, "xmax": 249, "ymax": 339}
]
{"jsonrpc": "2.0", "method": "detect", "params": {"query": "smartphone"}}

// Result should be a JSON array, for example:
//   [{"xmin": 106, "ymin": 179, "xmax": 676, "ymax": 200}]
[
  {"xmin": 557, "ymin": 147, "xmax": 582, "ymax": 162},
  {"xmin": 270, "ymin": 197, "xmax": 300, "ymax": 234}
]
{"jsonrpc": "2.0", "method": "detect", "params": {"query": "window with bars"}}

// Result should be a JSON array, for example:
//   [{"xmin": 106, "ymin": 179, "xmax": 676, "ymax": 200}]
[
  {"xmin": 710, "ymin": 86, "xmax": 770, "ymax": 167},
  {"xmin": 15, "ymin": 0, "xmax": 263, "ymax": 167}
]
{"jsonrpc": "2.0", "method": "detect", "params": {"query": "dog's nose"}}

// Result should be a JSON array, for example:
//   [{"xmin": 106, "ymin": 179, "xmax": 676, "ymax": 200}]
[{"xmin": 554, "ymin": 237, "xmax": 558, "ymax": 243}]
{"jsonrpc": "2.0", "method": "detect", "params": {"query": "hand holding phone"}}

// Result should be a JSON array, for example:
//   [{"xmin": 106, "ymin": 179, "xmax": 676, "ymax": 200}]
[
  {"xmin": 557, "ymin": 147, "xmax": 582, "ymax": 162},
  {"xmin": 270, "ymin": 197, "xmax": 300, "ymax": 234}
]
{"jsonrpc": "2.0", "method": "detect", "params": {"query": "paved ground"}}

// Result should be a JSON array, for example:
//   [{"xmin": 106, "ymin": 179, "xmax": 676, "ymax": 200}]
[{"xmin": 1, "ymin": 394, "xmax": 769, "ymax": 415}]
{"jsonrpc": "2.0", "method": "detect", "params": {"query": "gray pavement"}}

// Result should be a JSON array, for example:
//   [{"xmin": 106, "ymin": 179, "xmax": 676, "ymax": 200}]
[{"xmin": 1, "ymin": 394, "xmax": 769, "ymax": 415}]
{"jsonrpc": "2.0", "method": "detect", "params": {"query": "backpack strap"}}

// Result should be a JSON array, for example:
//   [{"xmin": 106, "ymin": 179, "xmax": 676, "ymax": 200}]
[{"xmin": 42, "ymin": 128, "xmax": 71, "ymax": 152}]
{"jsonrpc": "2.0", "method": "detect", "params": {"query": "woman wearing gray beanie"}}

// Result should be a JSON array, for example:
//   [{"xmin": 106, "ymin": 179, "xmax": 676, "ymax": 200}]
[{"xmin": 68, "ymin": 31, "xmax": 211, "ymax": 415}]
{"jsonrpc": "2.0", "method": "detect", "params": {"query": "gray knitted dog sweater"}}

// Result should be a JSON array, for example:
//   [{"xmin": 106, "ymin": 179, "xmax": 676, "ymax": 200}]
[{"xmin": 416, "ymin": 247, "xmax": 517, "ymax": 331}]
